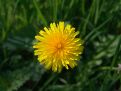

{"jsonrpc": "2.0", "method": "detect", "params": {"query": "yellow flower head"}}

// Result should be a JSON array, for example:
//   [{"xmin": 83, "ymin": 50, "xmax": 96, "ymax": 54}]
[{"xmin": 33, "ymin": 22, "xmax": 84, "ymax": 72}]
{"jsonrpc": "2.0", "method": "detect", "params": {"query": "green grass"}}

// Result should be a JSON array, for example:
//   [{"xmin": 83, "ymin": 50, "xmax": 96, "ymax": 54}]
[{"xmin": 0, "ymin": 0, "xmax": 121, "ymax": 91}]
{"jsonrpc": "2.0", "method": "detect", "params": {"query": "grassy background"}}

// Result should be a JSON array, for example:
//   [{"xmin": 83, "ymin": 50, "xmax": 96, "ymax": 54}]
[{"xmin": 0, "ymin": 0, "xmax": 121, "ymax": 91}]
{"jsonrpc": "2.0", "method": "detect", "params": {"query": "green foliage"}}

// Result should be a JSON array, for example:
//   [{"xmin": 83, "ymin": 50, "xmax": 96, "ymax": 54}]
[{"xmin": 0, "ymin": 0, "xmax": 121, "ymax": 91}]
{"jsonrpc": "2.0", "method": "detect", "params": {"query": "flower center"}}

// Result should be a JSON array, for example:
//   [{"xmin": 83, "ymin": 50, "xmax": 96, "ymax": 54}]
[{"xmin": 57, "ymin": 43, "xmax": 63, "ymax": 49}]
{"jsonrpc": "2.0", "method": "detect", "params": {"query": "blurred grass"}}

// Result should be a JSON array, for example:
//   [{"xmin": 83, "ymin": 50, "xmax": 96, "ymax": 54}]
[{"xmin": 0, "ymin": 0, "xmax": 121, "ymax": 91}]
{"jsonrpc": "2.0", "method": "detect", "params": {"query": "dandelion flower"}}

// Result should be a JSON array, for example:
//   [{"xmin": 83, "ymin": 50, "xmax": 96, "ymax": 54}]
[{"xmin": 33, "ymin": 22, "xmax": 84, "ymax": 72}]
